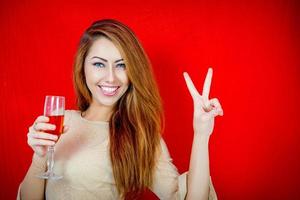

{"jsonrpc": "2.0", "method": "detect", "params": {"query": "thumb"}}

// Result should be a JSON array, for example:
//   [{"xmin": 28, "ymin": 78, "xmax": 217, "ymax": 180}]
[
  {"xmin": 207, "ymin": 108, "xmax": 223, "ymax": 118},
  {"xmin": 63, "ymin": 125, "xmax": 69, "ymax": 133},
  {"xmin": 203, "ymin": 100, "xmax": 213, "ymax": 112}
]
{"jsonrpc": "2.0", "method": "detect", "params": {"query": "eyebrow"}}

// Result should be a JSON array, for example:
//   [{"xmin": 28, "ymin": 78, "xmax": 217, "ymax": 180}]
[{"xmin": 91, "ymin": 56, "xmax": 124, "ymax": 63}]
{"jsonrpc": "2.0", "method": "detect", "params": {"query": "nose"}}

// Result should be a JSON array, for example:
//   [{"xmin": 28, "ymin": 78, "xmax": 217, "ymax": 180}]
[{"xmin": 106, "ymin": 66, "xmax": 116, "ymax": 83}]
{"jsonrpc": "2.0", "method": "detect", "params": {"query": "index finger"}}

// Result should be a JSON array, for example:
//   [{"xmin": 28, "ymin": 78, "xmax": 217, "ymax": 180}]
[
  {"xmin": 34, "ymin": 116, "xmax": 49, "ymax": 123},
  {"xmin": 183, "ymin": 72, "xmax": 200, "ymax": 98},
  {"xmin": 202, "ymin": 68, "xmax": 213, "ymax": 99}
]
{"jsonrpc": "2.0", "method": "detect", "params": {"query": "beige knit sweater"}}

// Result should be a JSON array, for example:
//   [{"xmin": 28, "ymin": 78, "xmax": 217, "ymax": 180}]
[{"xmin": 18, "ymin": 110, "xmax": 217, "ymax": 200}]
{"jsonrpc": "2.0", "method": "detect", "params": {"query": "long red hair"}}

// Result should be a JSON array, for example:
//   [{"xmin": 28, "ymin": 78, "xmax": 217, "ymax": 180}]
[{"xmin": 73, "ymin": 19, "xmax": 163, "ymax": 199}]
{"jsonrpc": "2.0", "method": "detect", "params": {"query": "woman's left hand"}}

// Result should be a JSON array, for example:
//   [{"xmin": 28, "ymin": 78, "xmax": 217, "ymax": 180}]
[{"xmin": 183, "ymin": 68, "xmax": 223, "ymax": 136}]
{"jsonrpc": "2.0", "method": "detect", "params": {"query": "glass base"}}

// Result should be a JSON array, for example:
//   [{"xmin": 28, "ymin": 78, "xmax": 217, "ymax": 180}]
[{"xmin": 36, "ymin": 171, "xmax": 63, "ymax": 180}]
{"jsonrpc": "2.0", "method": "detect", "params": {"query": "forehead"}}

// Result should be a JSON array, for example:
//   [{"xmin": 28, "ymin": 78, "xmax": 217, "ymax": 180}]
[{"xmin": 86, "ymin": 37, "xmax": 122, "ymax": 60}]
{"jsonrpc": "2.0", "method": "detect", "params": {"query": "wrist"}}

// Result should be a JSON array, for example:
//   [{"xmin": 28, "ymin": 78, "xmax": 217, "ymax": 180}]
[
  {"xmin": 32, "ymin": 153, "xmax": 47, "ymax": 170},
  {"xmin": 193, "ymin": 133, "xmax": 210, "ymax": 143}
]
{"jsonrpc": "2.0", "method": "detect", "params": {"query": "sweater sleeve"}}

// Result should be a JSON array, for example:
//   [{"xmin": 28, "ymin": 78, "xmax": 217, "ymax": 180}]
[{"xmin": 151, "ymin": 139, "xmax": 180, "ymax": 199}]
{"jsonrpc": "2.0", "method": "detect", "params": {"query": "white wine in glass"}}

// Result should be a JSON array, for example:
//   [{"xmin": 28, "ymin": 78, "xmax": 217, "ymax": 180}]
[{"xmin": 36, "ymin": 95, "xmax": 65, "ymax": 180}]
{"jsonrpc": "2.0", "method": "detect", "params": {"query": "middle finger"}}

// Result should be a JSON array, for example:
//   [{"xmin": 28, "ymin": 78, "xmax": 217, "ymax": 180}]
[
  {"xmin": 27, "ymin": 132, "xmax": 58, "ymax": 141},
  {"xmin": 34, "ymin": 122, "xmax": 56, "ymax": 132}
]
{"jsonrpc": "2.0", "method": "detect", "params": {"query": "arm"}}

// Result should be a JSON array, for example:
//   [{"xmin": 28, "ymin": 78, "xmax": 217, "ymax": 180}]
[
  {"xmin": 19, "ymin": 116, "xmax": 63, "ymax": 200},
  {"xmin": 19, "ymin": 154, "xmax": 47, "ymax": 200},
  {"xmin": 186, "ymin": 134, "xmax": 210, "ymax": 199},
  {"xmin": 183, "ymin": 68, "xmax": 223, "ymax": 200}
]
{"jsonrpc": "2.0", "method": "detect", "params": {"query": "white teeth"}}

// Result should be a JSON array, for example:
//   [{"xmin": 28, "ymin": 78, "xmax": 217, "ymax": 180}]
[{"xmin": 100, "ymin": 86, "xmax": 118, "ymax": 93}]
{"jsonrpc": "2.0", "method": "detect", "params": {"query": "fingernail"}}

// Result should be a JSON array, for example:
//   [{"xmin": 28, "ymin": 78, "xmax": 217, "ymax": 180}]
[
  {"xmin": 212, "ymin": 109, "xmax": 218, "ymax": 116},
  {"xmin": 64, "ymin": 126, "xmax": 69, "ymax": 132},
  {"xmin": 220, "ymin": 110, "xmax": 224, "ymax": 116}
]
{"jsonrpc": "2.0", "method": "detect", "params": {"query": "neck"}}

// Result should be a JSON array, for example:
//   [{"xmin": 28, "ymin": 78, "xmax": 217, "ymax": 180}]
[{"xmin": 82, "ymin": 103, "xmax": 114, "ymax": 122}]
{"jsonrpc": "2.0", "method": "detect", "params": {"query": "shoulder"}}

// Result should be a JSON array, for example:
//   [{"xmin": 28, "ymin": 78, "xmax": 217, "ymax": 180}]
[
  {"xmin": 156, "ymin": 137, "xmax": 178, "ymax": 173},
  {"xmin": 158, "ymin": 138, "xmax": 172, "ymax": 160},
  {"xmin": 64, "ymin": 110, "xmax": 80, "ymax": 125},
  {"xmin": 65, "ymin": 109, "xmax": 79, "ymax": 116}
]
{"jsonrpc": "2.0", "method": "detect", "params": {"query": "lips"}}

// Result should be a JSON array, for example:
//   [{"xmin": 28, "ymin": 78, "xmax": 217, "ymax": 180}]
[{"xmin": 98, "ymin": 85, "xmax": 120, "ymax": 96}]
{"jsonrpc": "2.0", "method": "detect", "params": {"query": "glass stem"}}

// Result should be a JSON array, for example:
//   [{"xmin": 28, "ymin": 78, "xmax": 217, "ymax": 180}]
[{"xmin": 46, "ymin": 146, "xmax": 55, "ymax": 174}]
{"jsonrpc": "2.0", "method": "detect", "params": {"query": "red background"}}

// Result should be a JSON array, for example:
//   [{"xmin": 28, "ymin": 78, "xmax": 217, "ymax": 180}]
[{"xmin": 1, "ymin": 0, "xmax": 299, "ymax": 199}]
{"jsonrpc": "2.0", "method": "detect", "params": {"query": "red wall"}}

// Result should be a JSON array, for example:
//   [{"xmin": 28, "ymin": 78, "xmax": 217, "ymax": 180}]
[{"xmin": 1, "ymin": 0, "xmax": 299, "ymax": 199}]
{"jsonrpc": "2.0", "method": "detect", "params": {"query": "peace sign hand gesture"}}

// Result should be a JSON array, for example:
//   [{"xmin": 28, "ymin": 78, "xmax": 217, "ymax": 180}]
[{"xmin": 183, "ymin": 68, "xmax": 223, "ymax": 136}]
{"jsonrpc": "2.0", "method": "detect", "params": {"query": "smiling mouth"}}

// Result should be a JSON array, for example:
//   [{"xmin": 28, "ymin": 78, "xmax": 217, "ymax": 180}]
[{"xmin": 98, "ymin": 85, "xmax": 120, "ymax": 96}]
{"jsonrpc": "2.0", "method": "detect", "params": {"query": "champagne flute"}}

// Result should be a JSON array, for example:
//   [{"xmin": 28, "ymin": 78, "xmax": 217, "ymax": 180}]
[{"xmin": 37, "ymin": 95, "xmax": 65, "ymax": 180}]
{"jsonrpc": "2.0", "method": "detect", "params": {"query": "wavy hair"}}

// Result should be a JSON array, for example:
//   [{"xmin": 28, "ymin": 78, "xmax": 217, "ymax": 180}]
[{"xmin": 73, "ymin": 19, "xmax": 163, "ymax": 199}]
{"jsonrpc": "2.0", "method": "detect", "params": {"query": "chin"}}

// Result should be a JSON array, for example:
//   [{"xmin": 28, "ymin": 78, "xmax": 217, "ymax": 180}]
[
  {"xmin": 100, "ymin": 101, "xmax": 118, "ymax": 108},
  {"xmin": 97, "ymin": 93, "xmax": 126, "ymax": 108}
]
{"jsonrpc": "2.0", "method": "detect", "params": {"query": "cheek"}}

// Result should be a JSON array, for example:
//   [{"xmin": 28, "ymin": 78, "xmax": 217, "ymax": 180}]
[
  {"xmin": 85, "ymin": 68, "xmax": 102, "ymax": 83},
  {"xmin": 118, "ymin": 71, "xmax": 129, "ymax": 85},
  {"xmin": 84, "ymin": 70, "xmax": 97, "ymax": 92}
]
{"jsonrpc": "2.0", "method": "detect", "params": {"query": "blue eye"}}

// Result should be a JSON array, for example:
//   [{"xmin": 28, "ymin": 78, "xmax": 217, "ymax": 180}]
[
  {"xmin": 116, "ymin": 63, "xmax": 126, "ymax": 69},
  {"xmin": 93, "ymin": 62, "xmax": 105, "ymax": 68}
]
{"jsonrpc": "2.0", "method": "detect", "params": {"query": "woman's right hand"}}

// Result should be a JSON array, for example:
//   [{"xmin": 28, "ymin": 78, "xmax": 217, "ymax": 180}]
[{"xmin": 27, "ymin": 116, "xmax": 66, "ymax": 157}]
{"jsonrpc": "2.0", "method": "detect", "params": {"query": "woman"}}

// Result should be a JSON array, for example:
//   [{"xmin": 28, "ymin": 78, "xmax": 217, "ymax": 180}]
[{"xmin": 18, "ymin": 19, "xmax": 223, "ymax": 199}]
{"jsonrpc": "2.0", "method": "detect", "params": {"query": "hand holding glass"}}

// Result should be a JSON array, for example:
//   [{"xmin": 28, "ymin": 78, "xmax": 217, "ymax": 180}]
[{"xmin": 36, "ymin": 95, "xmax": 65, "ymax": 180}]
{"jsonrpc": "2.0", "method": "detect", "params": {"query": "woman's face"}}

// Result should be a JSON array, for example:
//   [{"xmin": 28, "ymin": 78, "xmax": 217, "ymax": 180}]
[{"xmin": 84, "ymin": 37, "xmax": 129, "ymax": 108}]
